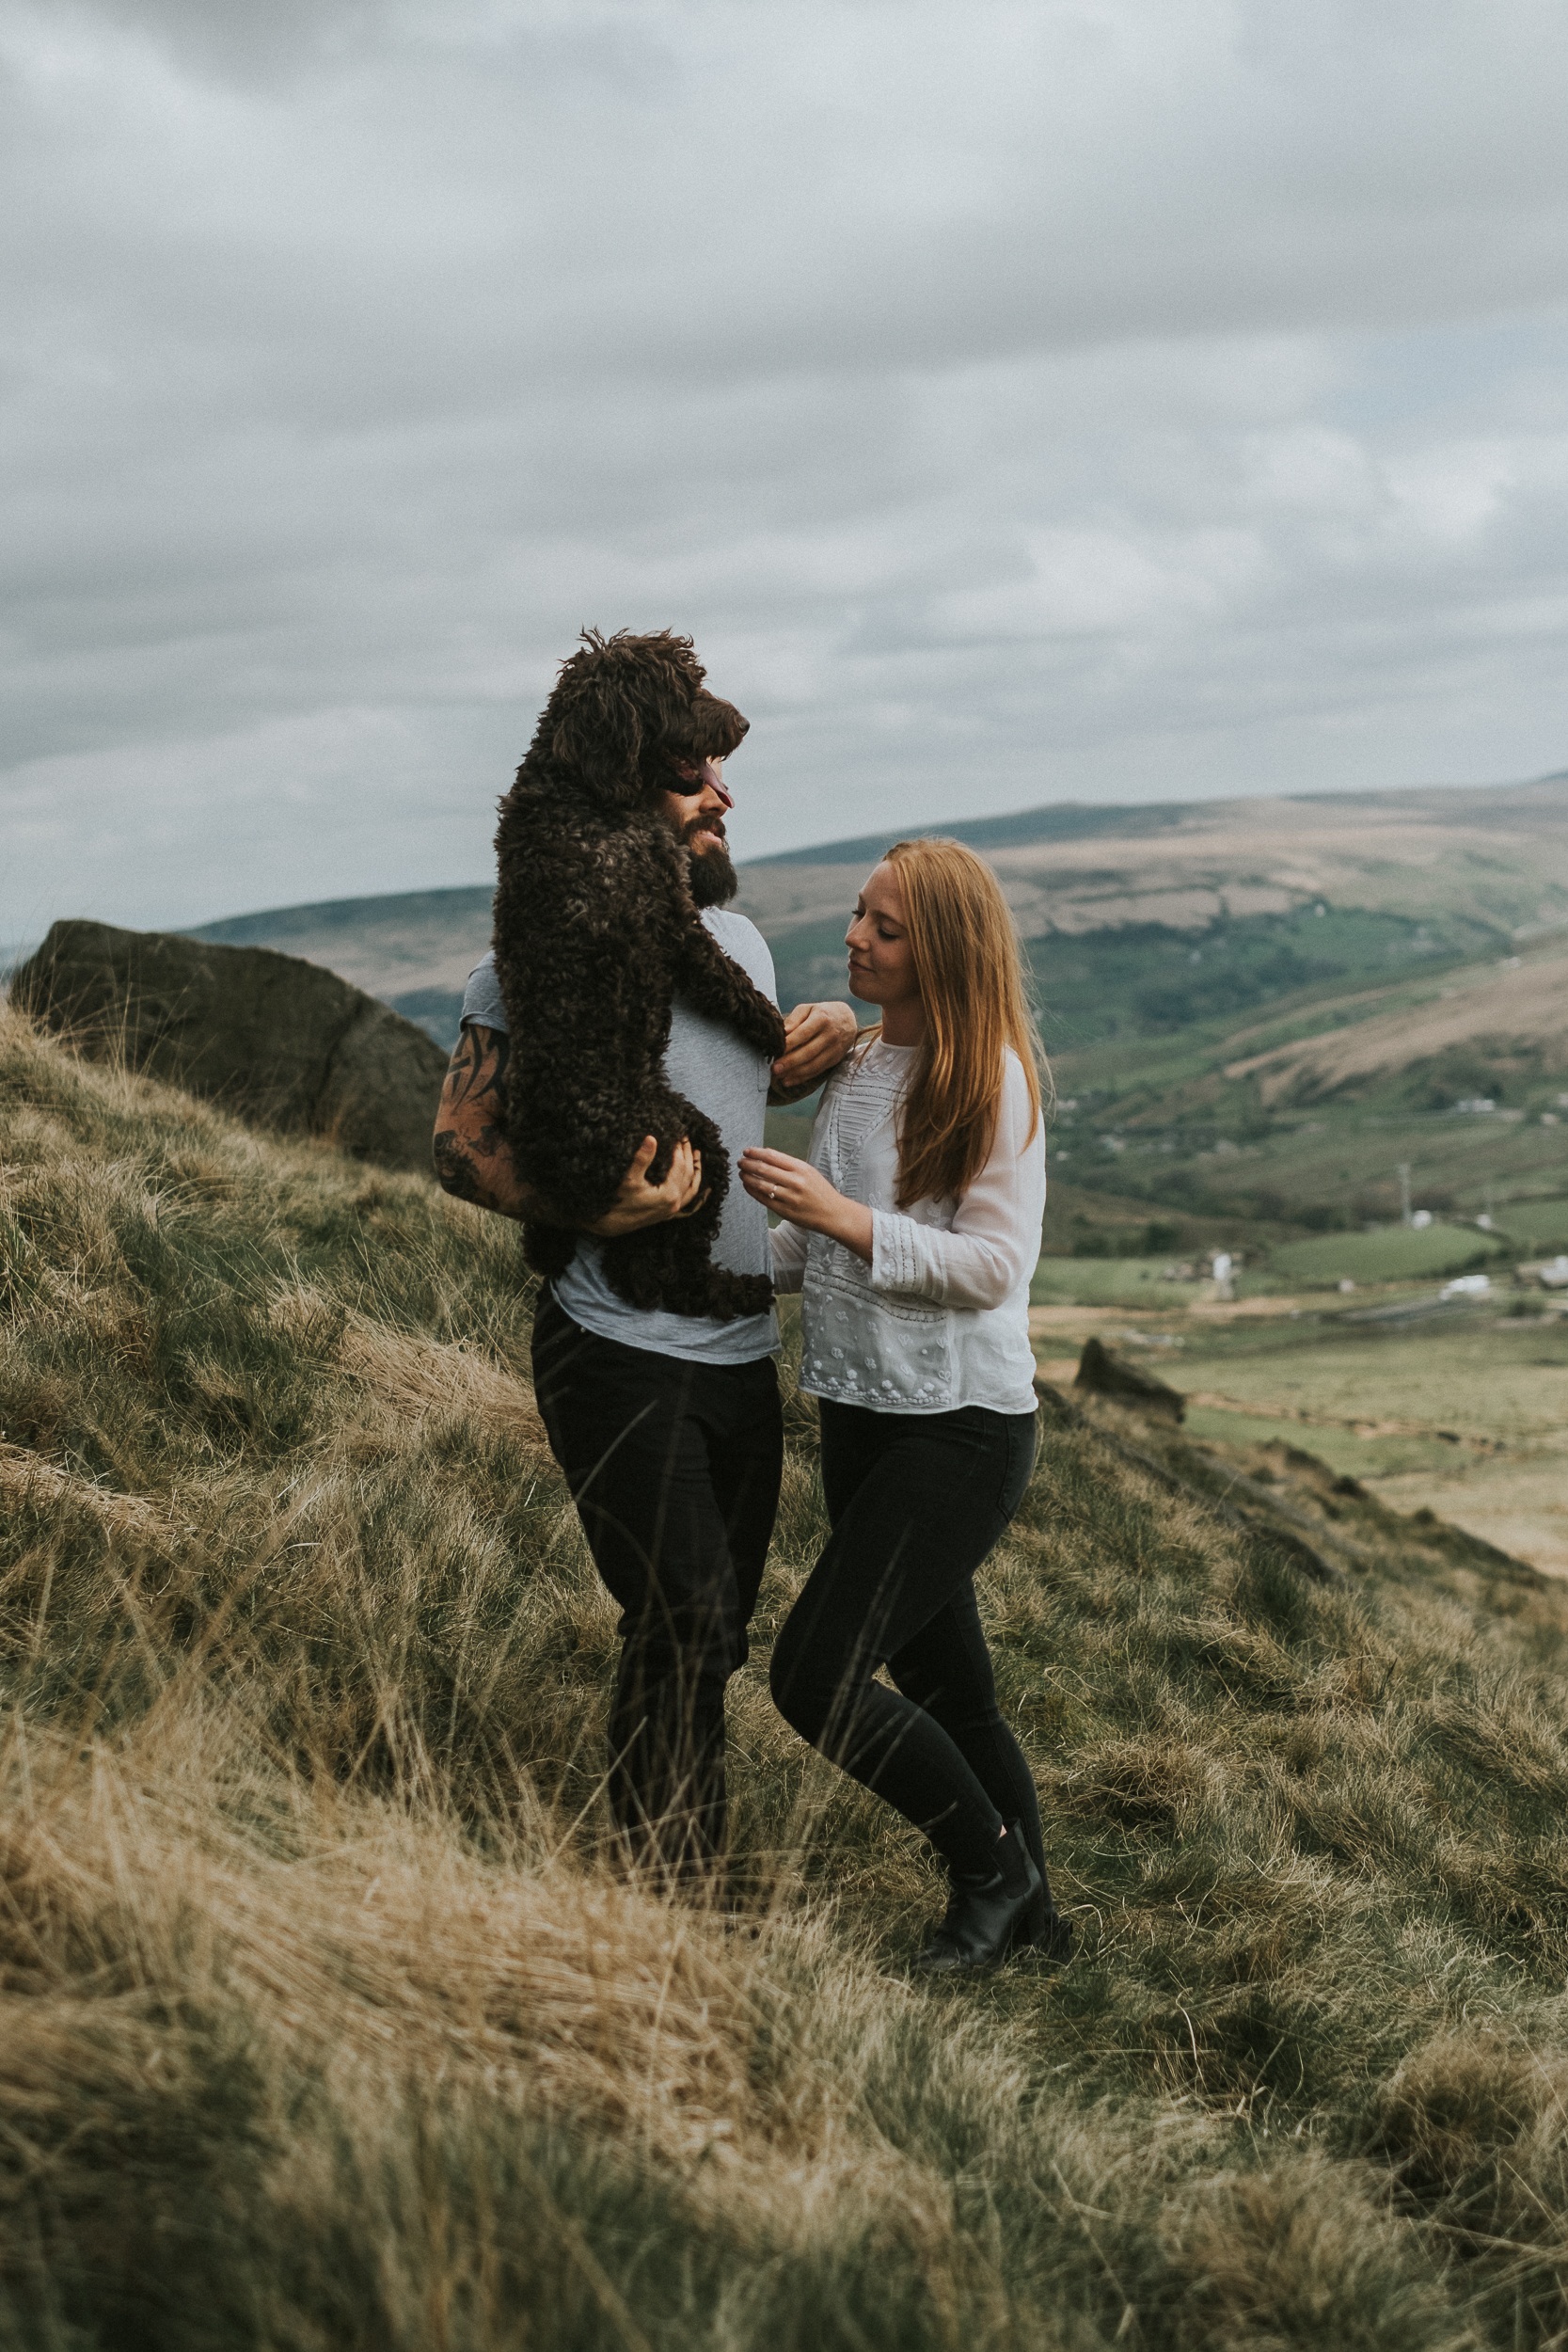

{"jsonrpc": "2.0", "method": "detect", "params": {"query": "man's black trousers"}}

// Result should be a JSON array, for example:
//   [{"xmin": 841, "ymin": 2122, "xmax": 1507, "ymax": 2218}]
[{"xmin": 531, "ymin": 1286, "xmax": 783, "ymax": 1882}]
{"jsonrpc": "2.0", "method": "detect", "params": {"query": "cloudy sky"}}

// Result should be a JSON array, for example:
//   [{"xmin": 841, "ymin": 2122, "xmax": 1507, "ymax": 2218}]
[{"xmin": 4, "ymin": 0, "xmax": 1567, "ymax": 944}]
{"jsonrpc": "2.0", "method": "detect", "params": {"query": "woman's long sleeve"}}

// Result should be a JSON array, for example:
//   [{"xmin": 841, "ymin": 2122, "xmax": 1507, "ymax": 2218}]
[
  {"xmin": 769, "ymin": 1218, "xmax": 809, "ymax": 1294},
  {"xmin": 868, "ymin": 1065, "xmax": 1046, "ymax": 1311}
]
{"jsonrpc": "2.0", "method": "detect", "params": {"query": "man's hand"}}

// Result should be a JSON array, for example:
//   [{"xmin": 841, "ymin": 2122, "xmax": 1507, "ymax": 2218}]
[
  {"xmin": 584, "ymin": 1135, "xmax": 707, "ymax": 1234},
  {"xmin": 434, "ymin": 1028, "xmax": 705, "ymax": 1232},
  {"xmin": 768, "ymin": 1000, "xmax": 861, "ymax": 1104}
]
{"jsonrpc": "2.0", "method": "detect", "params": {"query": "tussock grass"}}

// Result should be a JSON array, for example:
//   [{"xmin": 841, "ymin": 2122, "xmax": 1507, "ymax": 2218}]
[{"xmin": 8, "ymin": 996, "xmax": 1568, "ymax": 2347}]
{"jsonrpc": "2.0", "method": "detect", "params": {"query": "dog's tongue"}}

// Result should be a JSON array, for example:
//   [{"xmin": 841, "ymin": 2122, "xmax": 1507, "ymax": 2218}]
[{"xmin": 704, "ymin": 758, "xmax": 734, "ymax": 810}]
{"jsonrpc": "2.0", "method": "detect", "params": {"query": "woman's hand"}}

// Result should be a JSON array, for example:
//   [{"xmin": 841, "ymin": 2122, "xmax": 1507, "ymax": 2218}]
[{"xmin": 739, "ymin": 1147, "xmax": 874, "ymax": 1263}]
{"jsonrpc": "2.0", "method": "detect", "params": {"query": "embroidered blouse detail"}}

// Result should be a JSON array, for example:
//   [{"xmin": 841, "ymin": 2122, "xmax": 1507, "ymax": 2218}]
[{"xmin": 770, "ymin": 1040, "xmax": 1045, "ymax": 1416}]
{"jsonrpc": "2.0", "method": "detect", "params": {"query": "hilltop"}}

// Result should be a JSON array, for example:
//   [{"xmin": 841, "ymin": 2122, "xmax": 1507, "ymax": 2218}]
[
  {"xmin": 11, "ymin": 1004, "xmax": 1568, "ymax": 2345},
  {"xmin": 175, "ymin": 771, "xmax": 1568, "ymax": 1259},
  {"xmin": 743, "ymin": 771, "xmax": 1568, "ymax": 1008},
  {"xmin": 182, "ymin": 771, "xmax": 1568, "ymax": 1052}
]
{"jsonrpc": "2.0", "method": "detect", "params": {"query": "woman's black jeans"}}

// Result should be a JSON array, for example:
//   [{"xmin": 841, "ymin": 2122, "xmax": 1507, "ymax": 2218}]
[{"xmin": 769, "ymin": 1397, "xmax": 1044, "ymax": 1882}]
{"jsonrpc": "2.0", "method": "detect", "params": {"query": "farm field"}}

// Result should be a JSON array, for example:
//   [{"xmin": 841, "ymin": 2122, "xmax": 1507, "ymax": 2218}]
[
  {"xmin": 1032, "ymin": 1288, "xmax": 1568, "ymax": 1577},
  {"xmin": 1049, "ymin": 1087, "xmax": 1568, "ymax": 1236},
  {"xmin": 1265, "ymin": 1223, "xmax": 1503, "ymax": 1286},
  {"xmin": 1031, "ymin": 1254, "xmax": 1199, "ymax": 1306},
  {"xmin": 1177, "ymin": 1313, "xmax": 1568, "ymax": 1578}
]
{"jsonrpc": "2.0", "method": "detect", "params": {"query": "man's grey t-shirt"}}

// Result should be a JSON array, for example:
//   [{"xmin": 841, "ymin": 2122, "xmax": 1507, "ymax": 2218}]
[{"xmin": 461, "ymin": 909, "xmax": 780, "ymax": 1364}]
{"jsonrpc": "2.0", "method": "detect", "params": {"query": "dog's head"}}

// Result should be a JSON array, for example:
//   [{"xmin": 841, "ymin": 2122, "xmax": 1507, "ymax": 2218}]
[{"xmin": 542, "ymin": 629, "xmax": 748, "ymax": 810}]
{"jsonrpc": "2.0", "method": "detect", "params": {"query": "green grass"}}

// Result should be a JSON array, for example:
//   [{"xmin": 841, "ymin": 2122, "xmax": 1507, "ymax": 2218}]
[
  {"xmin": 16, "ymin": 1001, "xmax": 1568, "ymax": 2346},
  {"xmin": 1266, "ymin": 1223, "xmax": 1505, "ymax": 1286},
  {"xmin": 763, "ymin": 1102, "xmax": 818, "ymax": 1158},
  {"xmin": 1494, "ymin": 1203, "xmax": 1568, "ymax": 1254},
  {"xmin": 1030, "ymin": 1254, "xmax": 1198, "ymax": 1305},
  {"xmin": 1180, "ymin": 1406, "xmax": 1467, "ymax": 1479}
]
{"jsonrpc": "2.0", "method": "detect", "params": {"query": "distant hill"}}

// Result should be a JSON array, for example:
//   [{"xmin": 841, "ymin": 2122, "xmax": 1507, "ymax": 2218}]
[
  {"xmin": 1041, "ymin": 926, "xmax": 1568, "ymax": 1240},
  {"xmin": 746, "ymin": 798, "xmax": 1193, "ymax": 866},
  {"xmin": 177, "ymin": 771, "xmax": 1568, "ymax": 1064},
  {"xmin": 189, "ymin": 885, "xmax": 495, "ymax": 1049},
  {"xmin": 737, "ymin": 771, "xmax": 1568, "ymax": 995},
  {"xmin": 1225, "ymin": 948, "xmax": 1568, "ymax": 1107}
]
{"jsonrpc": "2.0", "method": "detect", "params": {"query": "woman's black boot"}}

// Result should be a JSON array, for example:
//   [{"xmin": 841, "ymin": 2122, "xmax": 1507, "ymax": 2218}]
[
  {"xmin": 1007, "ymin": 1883, "xmax": 1077, "ymax": 1963},
  {"xmin": 914, "ymin": 1822, "xmax": 1042, "ymax": 1975}
]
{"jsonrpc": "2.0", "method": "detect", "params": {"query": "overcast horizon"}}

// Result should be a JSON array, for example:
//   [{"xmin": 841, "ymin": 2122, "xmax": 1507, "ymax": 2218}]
[{"xmin": 5, "ymin": 0, "xmax": 1568, "ymax": 948}]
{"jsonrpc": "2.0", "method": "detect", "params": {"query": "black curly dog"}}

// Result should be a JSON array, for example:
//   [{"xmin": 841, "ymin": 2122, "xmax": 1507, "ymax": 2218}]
[{"xmin": 491, "ymin": 629, "xmax": 786, "ymax": 1321}]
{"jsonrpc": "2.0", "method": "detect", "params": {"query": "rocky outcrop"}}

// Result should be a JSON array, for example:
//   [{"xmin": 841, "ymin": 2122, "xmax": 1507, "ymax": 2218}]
[
  {"xmin": 9, "ymin": 920, "xmax": 451, "ymax": 1173},
  {"xmin": 1074, "ymin": 1335, "xmax": 1186, "ymax": 1422}
]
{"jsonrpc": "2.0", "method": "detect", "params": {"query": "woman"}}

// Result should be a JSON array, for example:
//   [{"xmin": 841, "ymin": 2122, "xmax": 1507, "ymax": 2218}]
[{"xmin": 738, "ymin": 838, "xmax": 1071, "ymax": 1973}]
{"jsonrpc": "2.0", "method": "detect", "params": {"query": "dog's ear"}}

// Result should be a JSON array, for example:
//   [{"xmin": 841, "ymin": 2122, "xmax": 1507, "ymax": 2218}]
[{"xmin": 550, "ymin": 651, "xmax": 644, "ymax": 807}]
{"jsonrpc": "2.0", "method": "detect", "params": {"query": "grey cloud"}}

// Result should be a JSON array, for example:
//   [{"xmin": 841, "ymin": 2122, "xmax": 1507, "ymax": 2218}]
[
  {"xmin": 3, "ymin": 0, "xmax": 1567, "ymax": 942},
  {"xmin": 55, "ymin": 0, "xmax": 402, "ymax": 87}
]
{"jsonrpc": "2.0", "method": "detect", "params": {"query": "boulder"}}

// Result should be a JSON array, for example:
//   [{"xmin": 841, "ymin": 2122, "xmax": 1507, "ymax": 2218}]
[
  {"xmin": 10, "ymin": 920, "xmax": 451, "ymax": 1174},
  {"xmin": 1074, "ymin": 1335, "xmax": 1186, "ymax": 1423}
]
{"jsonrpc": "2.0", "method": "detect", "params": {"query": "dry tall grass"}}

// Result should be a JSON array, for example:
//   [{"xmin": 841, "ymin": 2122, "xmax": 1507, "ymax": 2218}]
[{"xmin": 8, "ymin": 995, "xmax": 1568, "ymax": 2349}]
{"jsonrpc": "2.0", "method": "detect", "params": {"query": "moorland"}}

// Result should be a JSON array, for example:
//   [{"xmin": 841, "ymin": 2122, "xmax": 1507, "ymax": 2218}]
[{"xmin": 11, "ymin": 978, "xmax": 1568, "ymax": 2345}]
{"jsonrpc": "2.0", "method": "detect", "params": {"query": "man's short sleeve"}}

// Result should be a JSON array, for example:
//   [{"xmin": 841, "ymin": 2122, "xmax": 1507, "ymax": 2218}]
[{"xmin": 460, "ymin": 951, "xmax": 507, "ymax": 1034}]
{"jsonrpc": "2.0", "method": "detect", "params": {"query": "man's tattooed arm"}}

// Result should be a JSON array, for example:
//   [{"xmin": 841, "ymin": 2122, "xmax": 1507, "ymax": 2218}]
[
  {"xmin": 431, "ymin": 1025, "xmax": 541, "ymax": 1220},
  {"xmin": 431, "ymin": 1025, "xmax": 711, "ymax": 1232}
]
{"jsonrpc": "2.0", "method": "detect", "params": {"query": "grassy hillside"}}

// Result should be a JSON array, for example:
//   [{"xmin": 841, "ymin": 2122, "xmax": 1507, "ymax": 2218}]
[{"xmin": 12, "ymin": 1008, "xmax": 1568, "ymax": 2346}]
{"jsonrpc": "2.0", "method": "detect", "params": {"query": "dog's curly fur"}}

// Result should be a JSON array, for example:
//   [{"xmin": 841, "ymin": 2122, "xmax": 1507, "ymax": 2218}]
[{"xmin": 491, "ymin": 629, "xmax": 786, "ymax": 1320}]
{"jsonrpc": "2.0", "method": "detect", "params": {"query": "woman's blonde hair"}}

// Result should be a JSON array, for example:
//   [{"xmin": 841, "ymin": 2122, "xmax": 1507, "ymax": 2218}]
[{"xmin": 868, "ymin": 837, "xmax": 1051, "ymax": 1207}]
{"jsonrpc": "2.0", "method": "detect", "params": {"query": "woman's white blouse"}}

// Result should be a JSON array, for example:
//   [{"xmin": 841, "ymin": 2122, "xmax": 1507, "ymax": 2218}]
[{"xmin": 770, "ymin": 1041, "xmax": 1045, "ymax": 1415}]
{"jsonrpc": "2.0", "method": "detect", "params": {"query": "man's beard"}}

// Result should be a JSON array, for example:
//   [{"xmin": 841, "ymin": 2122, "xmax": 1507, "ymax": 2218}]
[{"xmin": 684, "ymin": 823, "xmax": 738, "ymax": 909}]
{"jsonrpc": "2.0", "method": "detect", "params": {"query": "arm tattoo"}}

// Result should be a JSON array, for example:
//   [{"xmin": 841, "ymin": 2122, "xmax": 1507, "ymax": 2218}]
[
  {"xmin": 433, "ymin": 1129, "xmax": 486, "ymax": 1204},
  {"xmin": 434, "ymin": 1025, "xmax": 532, "ymax": 1215},
  {"xmin": 432, "ymin": 1023, "xmax": 587, "ymax": 1228},
  {"xmin": 444, "ymin": 1024, "xmax": 510, "ymax": 1109}
]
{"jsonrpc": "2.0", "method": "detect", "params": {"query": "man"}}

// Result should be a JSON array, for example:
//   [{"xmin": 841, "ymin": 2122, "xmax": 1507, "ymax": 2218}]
[{"xmin": 433, "ymin": 738, "xmax": 857, "ymax": 1889}]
